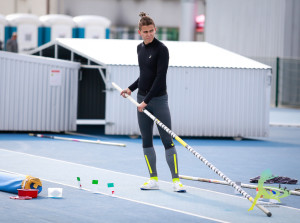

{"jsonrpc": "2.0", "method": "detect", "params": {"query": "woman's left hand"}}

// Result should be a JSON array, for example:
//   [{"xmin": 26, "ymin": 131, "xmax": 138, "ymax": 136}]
[{"xmin": 138, "ymin": 101, "xmax": 147, "ymax": 112}]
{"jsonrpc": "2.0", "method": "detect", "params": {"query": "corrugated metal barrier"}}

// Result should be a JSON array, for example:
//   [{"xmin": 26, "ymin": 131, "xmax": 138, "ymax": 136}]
[
  {"xmin": 105, "ymin": 65, "xmax": 271, "ymax": 137},
  {"xmin": 0, "ymin": 51, "xmax": 80, "ymax": 131}
]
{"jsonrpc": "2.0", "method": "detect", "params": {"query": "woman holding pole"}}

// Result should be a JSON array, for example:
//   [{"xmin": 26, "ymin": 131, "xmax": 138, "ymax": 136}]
[{"xmin": 120, "ymin": 12, "xmax": 186, "ymax": 192}]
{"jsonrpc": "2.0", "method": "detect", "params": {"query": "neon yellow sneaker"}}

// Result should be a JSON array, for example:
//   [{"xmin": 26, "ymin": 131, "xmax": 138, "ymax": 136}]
[
  {"xmin": 140, "ymin": 177, "xmax": 159, "ymax": 190},
  {"xmin": 173, "ymin": 178, "xmax": 186, "ymax": 193}
]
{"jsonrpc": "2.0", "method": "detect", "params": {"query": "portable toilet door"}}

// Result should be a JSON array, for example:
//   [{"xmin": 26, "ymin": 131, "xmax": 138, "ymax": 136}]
[
  {"xmin": 73, "ymin": 15, "xmax": 111, "ymax": 39},
  {"xmin": 0, "ymin": 14, "xmax": 7, "ymax": 50},
  {"xmin": 6, "ymin": 14, "xmax": 40, "ymax": 53},
  {"xmin": 39, "ymin": 14, "xmax": 75, "ymax": 46}
]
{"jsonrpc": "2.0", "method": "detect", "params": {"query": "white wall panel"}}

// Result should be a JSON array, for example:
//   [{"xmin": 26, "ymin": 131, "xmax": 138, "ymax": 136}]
[
  {"xmin": 105, "ymin": 65, "xmax": 271, "ymax": 137},
  {"xmin": 0, "ymin": 51, "xmax": 80, "ymax": 131},
  {"xmin": 167, "ymin": 67, "xmax": 270, "ymax": 137},
  {"xmin": 283, "ymin": 0, "xmax": 300, "ymax": 58},
  {"xmin": 105, "ymin": 65, "xmax": 140, "ymax": 135},
  {"xmin": 205, "ymin": 0, "xmax": 286, "ymax": 58}
]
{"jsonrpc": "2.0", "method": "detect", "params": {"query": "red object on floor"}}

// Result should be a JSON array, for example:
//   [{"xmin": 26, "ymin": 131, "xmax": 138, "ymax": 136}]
[{"xmin": 17, "ymin": 189, "xmax": 38, "ymax": 198}]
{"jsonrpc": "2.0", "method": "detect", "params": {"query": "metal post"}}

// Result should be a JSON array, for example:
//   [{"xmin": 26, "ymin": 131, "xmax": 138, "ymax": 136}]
[
  {"xmin": 46, "ymin": 0, "xmax": 50, "ymax": 14},
  {"xmin": 180, "ymin": 0, "xmax": 196, "ymax": 41},
  {"xmin": 275, "ymin": 57, "xmax": 280, "ymax": 107}
]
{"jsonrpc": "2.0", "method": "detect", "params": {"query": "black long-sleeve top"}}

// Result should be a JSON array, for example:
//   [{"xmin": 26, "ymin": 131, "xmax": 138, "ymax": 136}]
[{"xmin": 128, "ymin": 38, "xmax": 169, "ymax": 104}]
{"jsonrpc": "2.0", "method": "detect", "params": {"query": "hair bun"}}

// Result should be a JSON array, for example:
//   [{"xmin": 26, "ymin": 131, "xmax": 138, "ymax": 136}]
[{"xmin": 139, "ymin": 12, "xmax": 147, "ymax": 18}]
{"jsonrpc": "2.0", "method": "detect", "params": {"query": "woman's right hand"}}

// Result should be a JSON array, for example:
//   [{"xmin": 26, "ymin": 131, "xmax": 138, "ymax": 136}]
[{"xmin": 120, "ymin": 88, "xmax": 132, "ymax": 98}]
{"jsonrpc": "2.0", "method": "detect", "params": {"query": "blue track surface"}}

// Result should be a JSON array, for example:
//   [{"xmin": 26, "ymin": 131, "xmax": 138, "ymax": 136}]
[{"xmin": 0, "ymin": 109, "xmax": 300, "ymax": 222}]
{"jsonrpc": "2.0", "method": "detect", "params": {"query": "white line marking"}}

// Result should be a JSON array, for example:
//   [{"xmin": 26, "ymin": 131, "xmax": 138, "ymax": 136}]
[
  {"xmin": 1, "ymin": 147, "xmax": 300, "ymax": 213},
  {"xmin": 0, "ymin": 148, "xmax": 250, "ymax": 199},
  {"xmin": 0, "ymin": 168, "xmax": 229, "ymax": 223}
]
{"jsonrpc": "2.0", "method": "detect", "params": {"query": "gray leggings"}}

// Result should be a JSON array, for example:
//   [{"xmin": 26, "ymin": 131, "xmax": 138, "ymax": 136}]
[
  {"xmin": 137, "ymin": 94, "xmax": 174, "ymax": 149},
  {"xmin": 137, "ymin": 93, "xmax": 179, "ymax": 179}
]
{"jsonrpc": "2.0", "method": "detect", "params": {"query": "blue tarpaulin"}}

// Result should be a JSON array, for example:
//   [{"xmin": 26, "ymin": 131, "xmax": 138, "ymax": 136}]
[{"xmin": 0, "ymin": 172, "xmax": 42, "ymax": 194}]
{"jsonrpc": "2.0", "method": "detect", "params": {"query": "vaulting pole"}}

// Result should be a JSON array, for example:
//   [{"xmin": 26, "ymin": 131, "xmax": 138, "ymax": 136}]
[
  {"xmin": 112, "ymin": 82, "xmax": 272, "ymax": 217},
  {"xmin": 29, "ymin": 133, "xmax": 126, "ymax": 147},
  {"xmin": 179, "ymin": 175, "xmax": 299, "ymax": 196}
]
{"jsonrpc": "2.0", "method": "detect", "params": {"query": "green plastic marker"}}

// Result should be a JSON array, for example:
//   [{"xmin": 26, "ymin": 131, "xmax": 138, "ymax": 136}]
[
  {"xmin": 92, "ymin": 180, "xmax": 98, "ymax": 184},
  {"xmin": 92, "ymin": 180, "xmax": 99, "ymax": 193},
  {"xmin": 77, "ymin": 177, "xmax": 82, "ymax": 189}
]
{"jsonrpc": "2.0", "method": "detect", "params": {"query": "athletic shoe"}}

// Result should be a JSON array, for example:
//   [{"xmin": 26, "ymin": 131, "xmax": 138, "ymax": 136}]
[
  {"xmin": 140, "ymin": 178, "xmax": 159, "ymax": 190},
  {"xmin": 173, "ymin": 180, "xmax": 186, "ymax": 193}
]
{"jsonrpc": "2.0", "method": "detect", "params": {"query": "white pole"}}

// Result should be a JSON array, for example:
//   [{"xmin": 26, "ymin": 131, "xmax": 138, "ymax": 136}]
[
  {"xmin": 179, "ymin": 175, "xmax": 300, "ymax": 196},
  {"xmin": 29, "ymin": 133, "xmax": 126, "ymax": 147},
  {"xmin": 112, "ymin": 82, "xmax": 272, "ymax": 217}
]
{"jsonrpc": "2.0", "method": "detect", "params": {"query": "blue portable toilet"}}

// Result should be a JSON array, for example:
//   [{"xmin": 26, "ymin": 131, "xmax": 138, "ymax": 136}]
[
  {"xmin": 73, "ymin": 15, "xmax": 111, "ymax": 39},
  {"xmin": 0, "ymin": 14, "xmax": 7, "ymax": 50},
  {"xmin": 6, "ymin": 13, "xmax": 40, "ymax": 53},
  {"xmin": 39, "ymin": 14, "xmax": 75, "ymax": 46}
]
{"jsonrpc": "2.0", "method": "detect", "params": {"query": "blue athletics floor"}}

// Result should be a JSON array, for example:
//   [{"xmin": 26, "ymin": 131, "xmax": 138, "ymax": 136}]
[{"xmin": 0, "ymin": 108, "xmax": 299, "ymax": 223}]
